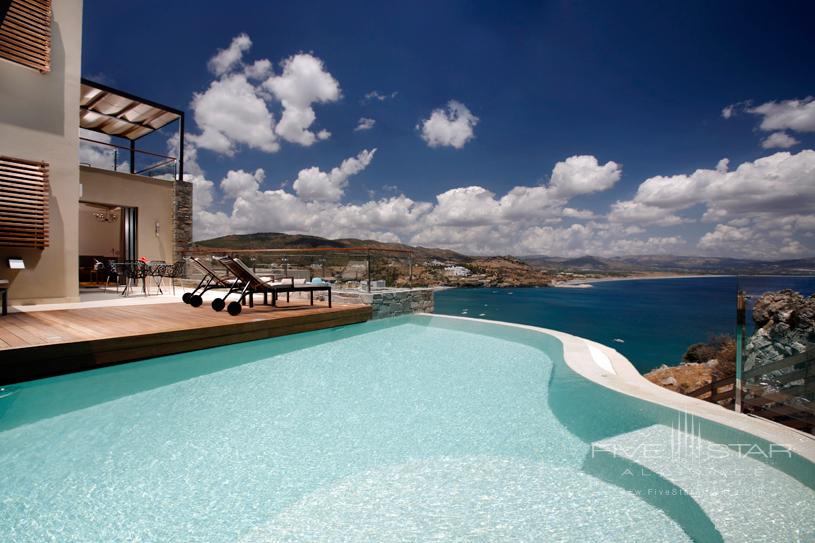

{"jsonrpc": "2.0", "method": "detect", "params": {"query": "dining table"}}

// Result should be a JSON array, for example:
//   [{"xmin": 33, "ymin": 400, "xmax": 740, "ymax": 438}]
[{"xmin": 114, "ymin": 261, "xmax": 168, "ymax": 296}]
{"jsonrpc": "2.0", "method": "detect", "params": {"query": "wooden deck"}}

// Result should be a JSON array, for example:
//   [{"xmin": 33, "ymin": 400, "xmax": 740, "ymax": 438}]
[{"xmin": 0, "ymin": 301, "xmax": 372, "ymax": 384}]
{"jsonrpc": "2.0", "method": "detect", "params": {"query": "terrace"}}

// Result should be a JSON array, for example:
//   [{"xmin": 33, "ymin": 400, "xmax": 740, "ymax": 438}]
[
  {"xmin": 78, "ymin": 78, "xmax": 184, "ymax": 179},
  {"xmin": 0, "ymin": 245, "xmax": 427, "ymax": 384}
]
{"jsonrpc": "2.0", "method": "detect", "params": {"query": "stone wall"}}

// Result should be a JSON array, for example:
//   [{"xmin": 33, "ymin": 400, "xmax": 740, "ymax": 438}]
[
  {"xmin": 333, "ymin": 288, "xmax": 434, "ymax": 319},
  {"xmin": 173, "ymin": 179, "xmax": 193, "ymax": 263}
]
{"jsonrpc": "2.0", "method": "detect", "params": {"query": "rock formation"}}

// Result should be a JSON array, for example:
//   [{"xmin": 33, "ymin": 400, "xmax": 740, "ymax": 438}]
[{"xmin": 744, "ymin": 289, "xmax": 815, "ymax": 376}]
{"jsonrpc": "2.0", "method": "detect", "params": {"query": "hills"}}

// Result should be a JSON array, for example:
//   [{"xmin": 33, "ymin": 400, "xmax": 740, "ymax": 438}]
[
  {"xmin": 194, "ymin": 233, "xmax": 815, "ymax": 275},
  {"xmin": 193, "ymin": 232, "xmax": 470, "ymax": 263},
  {"xmin": 520, "ymin": 254, "xmax": 815, "ymax": 274}
]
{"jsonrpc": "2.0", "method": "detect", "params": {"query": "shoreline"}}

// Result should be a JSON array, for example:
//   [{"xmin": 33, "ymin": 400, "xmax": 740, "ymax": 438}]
[
  {"xmin": 557, "ymin": 272, "xmax": 815, "ymax": 286},
  {"xmin": 556, "ymin": 273, "xmax": 735, "ymax": 286}
]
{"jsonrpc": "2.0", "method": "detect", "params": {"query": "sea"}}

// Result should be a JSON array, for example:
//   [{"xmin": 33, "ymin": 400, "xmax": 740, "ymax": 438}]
[{"xmin": 433, "ymin": 275, "xmax": 815, "ymax": 373}]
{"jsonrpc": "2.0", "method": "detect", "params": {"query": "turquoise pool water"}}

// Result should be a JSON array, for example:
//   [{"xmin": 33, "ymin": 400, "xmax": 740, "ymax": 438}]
[{"xmin": 1, "ymin": 316, "xmax": 813, "ymax": 542}]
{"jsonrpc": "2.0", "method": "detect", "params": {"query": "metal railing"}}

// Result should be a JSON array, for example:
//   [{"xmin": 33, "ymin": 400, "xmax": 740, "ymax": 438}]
[
  {"xmin": 79, "ymin": 137, "xmax": 178, "ymax": 179},
  {"xmin": 180, "ymin": 246, "xmax": 416, "ymax": 292},
  {"xmin": 688, "ymin": 345, "xmax": 815, "ymax": 432}
]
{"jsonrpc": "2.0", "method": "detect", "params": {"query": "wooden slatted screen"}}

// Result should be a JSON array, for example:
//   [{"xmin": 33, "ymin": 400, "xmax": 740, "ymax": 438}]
[
  {"xmin": 0, "ymin": 156, "xmax": 50, "ymax": 248},
  {"xmin": 0, "ymin": 0, "xmax": 52, "ymax": 73}
]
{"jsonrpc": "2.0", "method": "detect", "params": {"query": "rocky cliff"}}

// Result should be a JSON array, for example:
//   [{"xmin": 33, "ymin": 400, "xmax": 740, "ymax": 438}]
[
  {"xmin": 744, "ymin": 289, "xmax": 815, "ymax": 376},
  {"xmin": 646, "ymin": 289, "xmax": 814, "ymax": 396}
]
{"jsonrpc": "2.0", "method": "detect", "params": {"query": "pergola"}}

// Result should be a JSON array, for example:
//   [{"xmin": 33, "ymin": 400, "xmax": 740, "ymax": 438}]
[{"xmin": 79, "ymin": 78, "xmax": 185, "ymax": 179}]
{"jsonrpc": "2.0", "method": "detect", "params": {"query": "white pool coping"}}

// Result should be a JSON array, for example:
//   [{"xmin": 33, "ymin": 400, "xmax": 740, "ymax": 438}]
[{"xmin": 421, "ymin": 314, "xmax": 815, "ymax": 464}]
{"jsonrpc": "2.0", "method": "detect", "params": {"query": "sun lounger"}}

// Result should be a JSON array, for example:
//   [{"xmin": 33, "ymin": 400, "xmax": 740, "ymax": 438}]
[
  {"xmin": 183, "ymin": 256, "xmax": 240, "ymax": 307},
  {"xmin": 213, "ymin": 256, "xmax": 331, "ymax": 316}
]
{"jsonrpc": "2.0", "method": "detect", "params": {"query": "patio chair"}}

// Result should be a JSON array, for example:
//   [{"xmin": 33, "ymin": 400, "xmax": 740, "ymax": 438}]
[
  {"xmin": 116, "ymin": 261, "xmax": 149, "ymax": 297},
  {"xmin": 162, "ymin": 259, "xmax": 186, "ymax": 295},
  {"xmin": 102, "ymin": 260, "xmax": 120, "ymax": 293},
  {"xmin": 213, "ymin": 256, "xmax": 331, "ymax": 316}
]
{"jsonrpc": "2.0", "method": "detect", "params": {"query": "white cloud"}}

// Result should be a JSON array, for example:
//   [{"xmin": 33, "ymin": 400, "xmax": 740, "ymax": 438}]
[
  {"xmin": 191, "ymin": 37, "xmax": 340, "ymax": 157},
  {"xmin": 607, "ymin": 151, "xmax": 815, "ymax": 258},
  {"xmin": 192, "ymin": 153, "xmax": 627, "ymax": 254},
  {"xmin": 191, "ymin": 74, "xmax": 279, "ymax": 154},
  {"xmin": 613, "ymin": 150, "xmax": 815, "ymax": 222},
  {"xmin": 355, "ymin": 117, "xmax": 376, "ymax": 131},
  {"xmin": 79, "ymin": 128, "xmax": 116, "ymax": 170},
  {"xmin": 562, "ymin": 208, "xmax": 596, "ymax": 220},
  {"xmin": 292, "ymin": 149, "xmax": 376, "ymax": 202},
  {"xmin": 549, "ymin": 155, "xmax": 622, "ymax": 198},
  {"xmin": 188, "ymin": 174, "xmax": 215, "ymax": 211},
  {"xmin": 208, "ymin": 33, "xmax": 252, "ymax": 76},
  {"xmin": 364, "ymin": 90, "xmax": 397, "ymax": 102},
  {"xmin": 418, "ymin": 100, "xmax": 478, "ymax": 149},
  {"xmin": 263, "ymin": 53, "xmax": 340, "ymax": 146},
  {"xmin": 190, "ymin": 146, "xmax": 813, "ymax": 258},
  {"xmin": 244, "ymin": 59, "xmax": 272, "ymax": 80},
  {"xmin": 221, "ymin": 168, "xmax": 266, "ymax": 200},
  {"xmin": 608, "ymin": 200, "xmax": 687, "ymax": 227},
  {"xmin": 747, "ymin": 97, "xmax": 815, "ymax": 133},
  {"xmin": 721, "ymin": 104, "xmax": 736, "ymax": 119},
  {"xmin": 760, "ymin": 131, "xmax": 799, "ymax": 149}
]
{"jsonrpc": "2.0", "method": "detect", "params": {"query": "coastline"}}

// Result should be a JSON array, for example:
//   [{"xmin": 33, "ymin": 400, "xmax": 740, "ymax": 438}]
[{"xmin": 555, "ymin": 273, "xmax": 734, "ymax": 287}]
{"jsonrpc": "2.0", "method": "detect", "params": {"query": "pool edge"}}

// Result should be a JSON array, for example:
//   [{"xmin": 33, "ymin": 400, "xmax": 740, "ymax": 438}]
[{"xmin": 418, "ymin": 313, "xmax": 815, "ymax": 464}]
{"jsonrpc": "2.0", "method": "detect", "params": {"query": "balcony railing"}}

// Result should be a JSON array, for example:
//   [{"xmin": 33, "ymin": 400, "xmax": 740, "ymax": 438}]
[{"xmin": 79, "ymin": 137, "xmax": 177, "ymax": 180}]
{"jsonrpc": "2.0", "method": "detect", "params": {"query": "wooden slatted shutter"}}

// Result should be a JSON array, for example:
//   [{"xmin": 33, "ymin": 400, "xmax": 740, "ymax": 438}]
[
  {"xmin": 0, "ymin": 0, "xmax": 52, "ymax": 73},
  {"xmin": 0, "ymin": 156, "xmax": 50, "ymax": 248}
]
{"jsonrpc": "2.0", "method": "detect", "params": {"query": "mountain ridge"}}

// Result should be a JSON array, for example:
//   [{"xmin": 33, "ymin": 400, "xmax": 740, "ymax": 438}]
[{"xmin": 194, "ymin": 233, "xmax": 815, "ymax": 274}]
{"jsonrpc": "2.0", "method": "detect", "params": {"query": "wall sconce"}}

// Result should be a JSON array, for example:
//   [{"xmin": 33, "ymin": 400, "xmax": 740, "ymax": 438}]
[{"xmin": 155, "ymin": 221, "xmax": 160, "ymax": 237}]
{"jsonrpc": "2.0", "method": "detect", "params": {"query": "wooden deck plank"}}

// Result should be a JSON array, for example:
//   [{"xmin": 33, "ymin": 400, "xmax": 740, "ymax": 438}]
[{"xmin": 0, "ymin": 301, "xmax": 372, "ymax": 384}]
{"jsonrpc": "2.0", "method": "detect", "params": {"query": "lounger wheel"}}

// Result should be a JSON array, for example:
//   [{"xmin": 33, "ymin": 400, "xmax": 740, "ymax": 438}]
[
  {"xmin": 182, "ymin": 292, "xmax": 192, "ymax": 304},
  {"xmin": 227, "ymin": 301, "xmax": 242, "ymax": 316},
  {"xmin": 211, "ymin": 298, "xmax": 225, "ymax": 311},
  {"xmin": 189, "ymin": 295, "xmax": 203, "ymax": 307}
]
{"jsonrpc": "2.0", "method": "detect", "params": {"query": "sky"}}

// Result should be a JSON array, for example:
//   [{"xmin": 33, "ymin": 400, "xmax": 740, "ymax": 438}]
[{"xmin": 80, "ymin": 0, "xmax": 815, "ymax": 258}]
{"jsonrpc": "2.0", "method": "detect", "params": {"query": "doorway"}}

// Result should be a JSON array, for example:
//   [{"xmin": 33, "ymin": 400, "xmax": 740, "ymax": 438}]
[{"xmin": 77, "ymin": 202, "xmax": 137, "ymax": 291}]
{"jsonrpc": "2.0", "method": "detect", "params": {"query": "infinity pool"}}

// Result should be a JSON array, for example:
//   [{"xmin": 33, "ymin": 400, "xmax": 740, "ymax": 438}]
[{"xmin": 1, "ymin": 315, "xmax": 813, "ymax": 542}]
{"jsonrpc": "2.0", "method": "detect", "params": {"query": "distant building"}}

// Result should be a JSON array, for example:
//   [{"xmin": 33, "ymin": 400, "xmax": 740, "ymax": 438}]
[
  {"xmin": 443, "ymin": 265, "xmax": 471, "ymax": 277},
  {"xmin": 425, "ymin": 259, "xmax": 447, "ymax": 267}
]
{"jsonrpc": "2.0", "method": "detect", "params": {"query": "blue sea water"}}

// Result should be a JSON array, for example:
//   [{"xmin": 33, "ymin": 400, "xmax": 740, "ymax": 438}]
[{"xmin": 434, "ymin": 275, "xmax": 815, "ymax": 373}]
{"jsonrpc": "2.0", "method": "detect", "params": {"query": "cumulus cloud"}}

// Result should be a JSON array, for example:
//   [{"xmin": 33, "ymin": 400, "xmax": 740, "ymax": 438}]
[
  {"xmin": 418, "ymin": 100, "xmax": 479, "ymax": 149},
  {"xmin": 760, "ymin": 131, "xmax": 799, "ymax": 149},
  {"xmin": 191, "ymin": 36, "xmax": 339, "ymax": 156},
  {"xmin": 562, "ymin": 208, "xmax": 596, "ymax": 220},
  {"xmin": 221, "ymin": 168, "xmax": 266, "ymax": 200},
  {"xmin": 244, "ymin": 59, "xmax": 272, "ymax": 80},
  {"xmin": 725, "ymin": 97, "xmax": 815, "ymax": 149},
  {"xmin": 78, "ymin": 128, "xmax": 125, "ymax": 171},
  {"xmin": 208, "ymin": 33, "xmax": 252, "ymax": 76},
  {"xmin": 608, "ymin": 200, "xmax": 686, "ymax": 227},
  {"xmin": 190, "ymin": 144, "xmax": 812, "ymax": 258},
  {"xmin": 191, "ymin": 74, "xmax": 279, "ymax": 154},
  {"xmin": 608, "ymin": 150, "xmax": 815, "ymax": 258},
  {"xmin": 747, "ymin": 97, "xmax": 815, "ymax": 133},
  {"xmin": 192, "ymin": 153, "xmax": 630, "ymax": 254},
  {"xmin": 355, "ymin": 117, "xmax": 376, "ymax": 131},
  {"xmin": 549, "ymin": 155, "xmax": 622, "ymax": 198},
  {"xmin": 292, "ymin": 149, "xmax": 376, "ymax": 202},
  {"xmin": 263, "ymin": 53, "xmax": 341, "ymax": 145}
]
